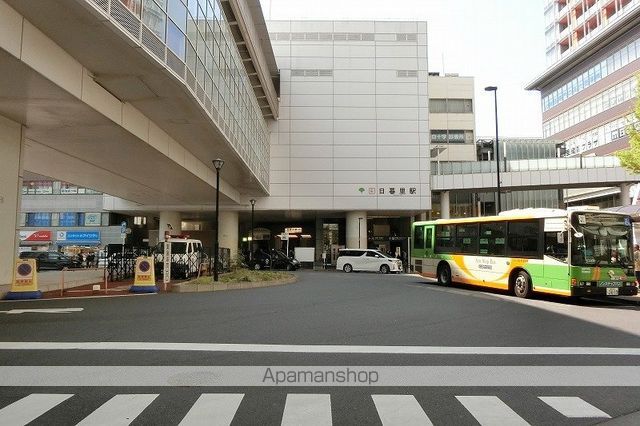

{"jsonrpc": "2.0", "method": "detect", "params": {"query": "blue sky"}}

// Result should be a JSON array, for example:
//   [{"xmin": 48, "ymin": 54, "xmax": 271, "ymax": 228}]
[{"xmin": 260, "ymin": 0, "xmax": 546, "ymax": 138}]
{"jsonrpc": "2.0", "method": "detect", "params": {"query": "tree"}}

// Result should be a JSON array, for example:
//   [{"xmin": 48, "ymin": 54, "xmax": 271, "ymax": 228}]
[{"xmin": 615, "ymin": 76, "xmax": 640, "ymax": 173}]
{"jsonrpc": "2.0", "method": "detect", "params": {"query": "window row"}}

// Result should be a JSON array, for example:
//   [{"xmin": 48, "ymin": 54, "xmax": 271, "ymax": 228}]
[
  {"xmin": 122, "ymin": 0, "xmax": 270, "ymax": 187},
  {"xmin": 543, "ymin": 76, "xmax": 637, "ymax": 137},
  {"xmin": 424, "ymin": 220, "xmax": 543, "ymax": 258},
  {"xmin": 22, "ymin": 212, "xmax": 105, "ymax": 227},
  {"xmin": 22, "ymin": 181, "xmax": 101, "ymax": 196},
  {"xmin": 563, "ymin": 113, "xmax": 640, "ymax": 156},
  {"xmin": 542, "ymin": 36, "xmax": 640, "ymax": 112},
  {"xmin": 429, "ymin": 98, "xmax": 473, "ymax": 114}
]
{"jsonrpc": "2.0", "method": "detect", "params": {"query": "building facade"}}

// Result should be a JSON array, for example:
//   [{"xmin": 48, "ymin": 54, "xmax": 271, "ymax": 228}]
[
  {"xmin": 528, "ymin": 0, "xmax": 640, "ymax": 208},
  {"xmin": 530, "ymin": 0, "xmax": 640, "ymax": 157},
  {"xmin": 262, "ymin": 20, "xmax": 430, "ymax": 255},
  {"xmin": 428, "ymin": 73, "xmax": 476, "ymax": 162}
]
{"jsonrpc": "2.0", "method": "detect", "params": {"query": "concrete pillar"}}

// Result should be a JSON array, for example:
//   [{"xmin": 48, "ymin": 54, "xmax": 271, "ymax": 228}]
[
  {"xmin": 219, "ymin": 210, "xmax": 239, "ymax": 260},
  {"xmin": 346, "ymin": 211, "xmax": 367, "ymax": 249},
  {"xmin": 158, "ymin": 211, "xmax": 181, "ymax": 241},
  {"xmin": 619, "ymin": 184, "xmax": 632, "ymax": 206},
  {"xmin": 441, "ymin": 191, "xmax": 451, "ymax": 219},
  {"xmin": 0, "ymin": 116, "xmax": 23, "ymax": 295}
]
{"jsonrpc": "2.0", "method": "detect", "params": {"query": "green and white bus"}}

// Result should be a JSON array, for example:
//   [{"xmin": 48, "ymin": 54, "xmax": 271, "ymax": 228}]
[{"xmin": 411, "ymin": 208, "xmax": 639, "ymax": 298}]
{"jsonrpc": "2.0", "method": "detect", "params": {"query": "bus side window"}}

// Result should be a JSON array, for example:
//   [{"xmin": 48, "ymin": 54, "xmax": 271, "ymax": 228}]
[
  {"xmin": 414, "ymin": 225, "xmax": 425, "ymax": 249},
  {"xmin": 425, "ymin": 228, "xmax": 433, "ymax": 250}
]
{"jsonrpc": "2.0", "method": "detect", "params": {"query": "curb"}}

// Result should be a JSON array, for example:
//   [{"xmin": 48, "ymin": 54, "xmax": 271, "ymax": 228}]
[{"xmin": 172, "ymin": 276, "xmax": 297, "ymax": 293}]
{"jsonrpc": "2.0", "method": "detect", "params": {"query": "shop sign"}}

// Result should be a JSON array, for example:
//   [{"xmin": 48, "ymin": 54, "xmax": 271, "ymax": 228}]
[
  {"xmin": 19, "ymin": 230, "xmax": 52, "ymax": 242},
  {"xmin": 57, "ymin": 231, "xmax": 101, "ymax": 242},
  {"xmin": 84, "ymin": 213, "xmax": 101, "ymax": 226},
  {"xmin": 285, "ymin": 227, "xmax": 302, "ymax": 234}
]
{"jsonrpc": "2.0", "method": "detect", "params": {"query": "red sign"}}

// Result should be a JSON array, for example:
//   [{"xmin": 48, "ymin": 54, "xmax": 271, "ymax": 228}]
[{"xmin": 20, "ymin": 230, "xmax": 52, "ymax": 242}]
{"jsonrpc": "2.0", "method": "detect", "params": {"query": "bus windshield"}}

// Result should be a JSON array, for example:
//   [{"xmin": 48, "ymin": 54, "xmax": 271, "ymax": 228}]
[{"xmin": 570, "ymin": 212, "xmax": 633, "ymax": 268}]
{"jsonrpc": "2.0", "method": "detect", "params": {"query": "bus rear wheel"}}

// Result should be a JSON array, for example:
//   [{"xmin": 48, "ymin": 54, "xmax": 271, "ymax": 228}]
[
  {"xmin": 513, "ymin": 270, "xmax": 532, "ymax": 298},
  {"xmin": 437, "ymin": 263, "xmax": 451, "ymax": 286}
]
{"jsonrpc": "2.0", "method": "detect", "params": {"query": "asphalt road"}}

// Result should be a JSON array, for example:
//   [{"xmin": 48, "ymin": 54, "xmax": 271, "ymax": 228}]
[{"xmin": 1, "ymin": 270, "xmax": 640, "ymax": 425}]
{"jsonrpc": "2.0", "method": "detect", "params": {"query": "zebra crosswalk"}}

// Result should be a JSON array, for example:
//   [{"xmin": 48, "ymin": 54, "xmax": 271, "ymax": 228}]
[{"xmin": 0, "ymin": 392, "xmax": 616, "ymax": 425}]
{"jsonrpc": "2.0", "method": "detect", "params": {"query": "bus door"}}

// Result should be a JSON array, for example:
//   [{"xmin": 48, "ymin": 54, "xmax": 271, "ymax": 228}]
[{"xmin": 542, "ymin": 218, "xmax": 569, "ymax": 289}]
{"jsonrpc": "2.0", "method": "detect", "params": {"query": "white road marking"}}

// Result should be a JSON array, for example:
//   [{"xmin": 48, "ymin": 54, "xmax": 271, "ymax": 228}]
[
  {"xmin": 1, "ymin": 366, "xmax": 640, "ymax": 387},
  {"xmin": 76, "ymin": 394, "xmax": 158, "ymax": 426},
  {"xmin": 539, "ymin": 396, "xmax": 611, "ymax": 418},
  {"xmin": 178, "ymin": 393, "xmax": 244, "ymax": 426},
  {"xmin": 1, "ymin": 341, "xmax": 640, "ymax": 355},
  {"xmin": 281, "ymin": 394, "xmax": 332, "ymax": 426},
  {"xmin": 0, "ymin": 308, "xmax": 83, "ymax": 314},
  {"xmin": 372, "ymin": 394, "xmax": 433, "ymax": 425},
  {"xmin": 456, "ymin": 396, "xmax": 530, "ymax": 426},
  {"xmin": 0, "ymin": 393, "xmax": 73, "ymax": 425}
]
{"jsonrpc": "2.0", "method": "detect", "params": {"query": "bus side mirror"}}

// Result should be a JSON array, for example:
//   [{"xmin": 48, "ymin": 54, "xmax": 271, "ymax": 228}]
[{"xmin": 574, "ymin": 232, "xmax": 584, "ymax": 239}]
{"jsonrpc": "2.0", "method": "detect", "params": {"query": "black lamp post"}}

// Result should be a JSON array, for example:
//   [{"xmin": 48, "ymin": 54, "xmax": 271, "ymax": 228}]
[
  {"xmin": 213, "ymin": 158, "xmax": 224, "ymax": 282},
  {"xmin": 358, "ymin": 217, "xmax": 363, "ymax": 248},
  {"xmin": 249, "ymin": 199, "xmax": 256, "ymax": 262},
  {"xmin": 485, "ymin": 86, "xmax": 501, "ymax": 214}
]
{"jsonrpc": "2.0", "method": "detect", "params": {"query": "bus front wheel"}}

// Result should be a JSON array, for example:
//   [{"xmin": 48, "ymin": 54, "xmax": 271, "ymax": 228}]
[
  {"xmin": 437, "ymin": 263, "xmax": 451, "ymax": 286},
  {"xmin": 513, "ymin": 270, "xmax": 532, "ymax": 298}
]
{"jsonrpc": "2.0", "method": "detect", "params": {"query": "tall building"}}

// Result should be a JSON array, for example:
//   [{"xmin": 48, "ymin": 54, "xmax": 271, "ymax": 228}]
[
  {"xmin": 264, "ymin": 20, "xmax": 430, "ymax": 256},
  {"xmin": 529, "ymin": 0, "xmax": 640, "ymax": 158},
  {"xmin": 528, "ymin": 0, "xmax": 640, "ymax": 208}
]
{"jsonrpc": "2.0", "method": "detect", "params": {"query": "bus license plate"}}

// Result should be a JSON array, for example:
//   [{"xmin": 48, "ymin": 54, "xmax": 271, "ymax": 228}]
[{"xmin": 606, "ymin": 288, "xmax": 619, "ymax": 296}]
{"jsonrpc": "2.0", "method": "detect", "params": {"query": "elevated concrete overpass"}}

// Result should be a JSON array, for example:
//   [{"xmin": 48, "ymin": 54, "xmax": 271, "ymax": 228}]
[
  {"xmin": 0, "ymin": 0, "xmax": 278, "ymax": 291},
  {"xmin": 431, "ymin": 156, "xmax": 640, "ymax": 218},
  {"xmin": 431, "ymin": 156, "xmax": 640, "ymax": 192}
]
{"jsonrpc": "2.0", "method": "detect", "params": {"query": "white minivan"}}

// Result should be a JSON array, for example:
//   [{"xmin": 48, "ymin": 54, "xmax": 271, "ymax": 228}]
[
  {"xmin": 336, "ymin": 249, "xmax": 403, "ymax": 274},
  {"xmin": 156, "ymin": 237, "xmax": 206, "ymax": 278}
]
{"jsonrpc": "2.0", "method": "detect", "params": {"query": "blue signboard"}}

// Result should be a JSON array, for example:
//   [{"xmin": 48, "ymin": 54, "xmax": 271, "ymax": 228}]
[{"xmin": 56, "ymin": 231, "xmax": 101, "ymax": 245}]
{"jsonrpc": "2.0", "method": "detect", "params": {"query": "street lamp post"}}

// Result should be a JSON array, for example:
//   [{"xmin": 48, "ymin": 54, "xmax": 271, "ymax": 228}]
[
  {"xmin": 358, "ymin": 217, "xmax": 363, "ymax": 248},
  {"xmin": 485, "ymin": 86, "xmax": 501, "ymax": 214},
  {"xmin": 249, "ymin": 199, "xmax": 256, "ymax": 262},
  {"xmin": 213, "ymin": 158, "xmax": 224, "ymax": 282}
]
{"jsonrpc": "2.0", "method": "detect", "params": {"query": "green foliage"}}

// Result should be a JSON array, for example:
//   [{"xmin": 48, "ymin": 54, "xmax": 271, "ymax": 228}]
[
  {"xmin": 187, "ymin": 269, "xmax": 293, "ymax": 285},
  {"xmin": 615, "ymin": 76, "xmax": 640, "ymax": 173}
]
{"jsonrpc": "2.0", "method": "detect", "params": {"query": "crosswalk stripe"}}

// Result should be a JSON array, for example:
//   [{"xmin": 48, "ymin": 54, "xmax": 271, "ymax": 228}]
[
  {"xmin": 456, "ymin": 396, "xmax": 530, "ymax": 426},
  {"xmin": 372, "ymin": 395, "xmax": 433, "ymax": 425},
  {"xmin": 178, "ymin": 393, "xmax": 244, "ymax": 426},
  {"xmin": 76, "ymin": 394, "xmax": 158, "ymax": 426},
  {"xmin": 0, "ymin": 393, "xmax": 73, "ymax": 426},
  {"xmin": 539, "ymin": 396, "xmax": 611, "ymax": 418},
  {"xmin": 281, "ymin": 394, "xmax": 332, "ymax": 426}
]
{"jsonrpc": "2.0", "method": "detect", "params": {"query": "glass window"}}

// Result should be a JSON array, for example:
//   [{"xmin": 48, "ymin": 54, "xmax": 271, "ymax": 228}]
[
  {"xmin": 414, "ymin": 225, "xmax": 425, "ymax": 250},
  {"xmin": 456, "ymin": 224, "xmax": 478, "ymax": 254},
  {"xmin": 142, "ymin": 0, "xmax": 166, "ymax": 41},
  {"xmin": 167, "ymin": 19, "xmax": 186, "ymax": 59},
  {"xmin": 479, "ymin": 222, "xmax": 506, "ymax": 256},
  {"xmin": 167, "ymin": 0, "xmax": 187, "ymax": 32},
  {"xmin": 59, "ymin": 212, "xmax": 77, "ymax": 227},
  {"xmin": 425, "ymin": 228, "xmax": 433, "ymax": 249},
  {"xmin": 26, "ymin": 213, "xmax": 51, "ymax": 227},
  {"xmin": 507, "ymin": 220, "xmax": 540, "ymax": 258},
  {"xmin": 435, "ymin": 224, "xmax": 456, "ymax": 253},
  {"xmin": 120, "ymin": 0, "xmax": 142, "ymax": 16}
]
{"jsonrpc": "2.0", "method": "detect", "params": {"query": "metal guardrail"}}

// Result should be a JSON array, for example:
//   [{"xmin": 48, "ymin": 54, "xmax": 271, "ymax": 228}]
[{"xmin": 105, "ymin": 245, "xmax": 230, "ymax": 282}]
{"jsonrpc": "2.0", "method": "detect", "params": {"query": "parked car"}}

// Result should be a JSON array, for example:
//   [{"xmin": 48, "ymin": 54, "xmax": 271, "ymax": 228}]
[
  {"xmin": 250, "ymin": 249, "xmax": 300, "ymax": 271},
  {"xmin": 19, "ymin": 251, "xmax": 82, "ymax": 271},
  {"xmin": 336, "ymin": 249, "xmax": 403, "ymax": 274},
  {"xmin": 153, "ymin": 238, "xmax": 207, "ymax": 279}
]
